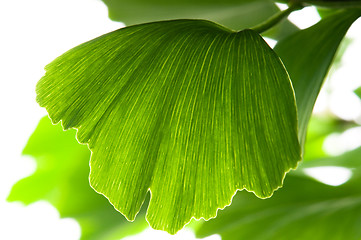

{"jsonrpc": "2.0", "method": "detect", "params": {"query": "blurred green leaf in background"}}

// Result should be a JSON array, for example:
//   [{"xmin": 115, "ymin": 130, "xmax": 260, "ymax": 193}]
[
  {"xmin": 101, "ymin": 0, "xmax": 298, "ymax": 39},
  {"xmin": 196, "ymin": 173, "xmax": 361, "ymax": 240},
  {"xmin": 8, "ymin": 117, "xmax": 148, "ymax": 240},
  {"xmin": 274, "ymin": 9, "xmax": 361, "ymax": 147}
]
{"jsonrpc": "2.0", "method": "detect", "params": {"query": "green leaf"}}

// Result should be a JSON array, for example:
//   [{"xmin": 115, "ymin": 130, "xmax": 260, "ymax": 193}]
[
  {"xmin": 7, "ymin": 117, "xmax": 148, "ymax": 240},
  {"xmin": 36, "ymin": 20, "xmax": 301, "ymax": 233},
  {"xmin": 354, "ymin": 86, "xmax": 361, "ymax": 99},
  {"xmin": 317, "ymin": 8, "xmax": 335, "ymax": 19},
  {"xmin": 301, "ymin": 146, "xmax": 361, "ymax": 172},
  {"xmin": 302, "ymin": 116, "xmax": 356, "ymax": 161},
  {"xmin": 196, "ymin": 174, "xmax": 361, "ymax": 240},
  {"xmin": 274, "ymin": 9, "xmax": 361, "ymax": 147},
  {"xmin": 102, "ymin": 0, "xmax": 298, "ymax": 38}
]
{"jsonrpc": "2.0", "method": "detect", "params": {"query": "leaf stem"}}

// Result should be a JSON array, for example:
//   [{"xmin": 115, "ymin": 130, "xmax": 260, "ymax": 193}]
[
  {"xmin": 251, "ymin": 2, "xmax": 304, "ymax": 34},
  {"xmin": 298, "ymin": 0, "xmax": 361, "ymax": 8}
]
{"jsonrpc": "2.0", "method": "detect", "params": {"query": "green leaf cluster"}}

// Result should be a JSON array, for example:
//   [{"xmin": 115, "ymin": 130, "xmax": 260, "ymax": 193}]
[{"xmin": 8, "ymin": 0, "xmax": 361, "ymax": 239}]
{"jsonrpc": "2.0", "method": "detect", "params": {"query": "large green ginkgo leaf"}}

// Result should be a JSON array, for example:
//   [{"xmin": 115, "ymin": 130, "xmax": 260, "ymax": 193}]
[
  {"xmin": 8, "ymin": 117, "xmax": 148, "ymax": 240},
  {"xmin": 274, "ymin": 9, "xmax": 361, "ymax": 147},
  {"xmin": 36, "ymin": 20, "xmax": 301, "ymax": 233}
]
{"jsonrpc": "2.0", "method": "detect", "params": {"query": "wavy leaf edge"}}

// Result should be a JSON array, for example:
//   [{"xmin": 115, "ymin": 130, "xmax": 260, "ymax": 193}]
[{"xmin": 38, "ymin": 19, "xmax": 301, "ymax": 233}]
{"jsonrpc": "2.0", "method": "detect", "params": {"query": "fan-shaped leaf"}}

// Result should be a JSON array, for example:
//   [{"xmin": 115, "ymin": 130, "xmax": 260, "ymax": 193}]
[{"xmin": 36, "ymin": 20, "xmax": 301, "ymax": 233}]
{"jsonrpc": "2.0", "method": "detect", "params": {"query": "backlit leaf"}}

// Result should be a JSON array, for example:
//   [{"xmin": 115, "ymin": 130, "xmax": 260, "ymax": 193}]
[{"xmin": 36, "ymin": 20, "xmax": 300, "ymax": 233}]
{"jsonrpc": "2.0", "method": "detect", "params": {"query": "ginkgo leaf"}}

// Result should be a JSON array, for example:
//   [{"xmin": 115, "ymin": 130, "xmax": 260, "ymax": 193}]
[
  {"xmin": 274, "ymin": 9, "xmax": 361, "ymax": 147},
  {"xmin": 8, "ymin": 117, "xmax": 148, "ymax": 240},
  {"xmin": 36, "ymin": 20, "xmax": 301, "ymax": 234}
]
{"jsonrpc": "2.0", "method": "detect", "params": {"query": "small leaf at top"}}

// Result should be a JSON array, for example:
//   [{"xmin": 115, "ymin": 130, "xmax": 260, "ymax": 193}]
[
  {"xmin": 102, "ymin": 0, "xmax": 299, "ymax": 38},
  {"xmin": 36, "ymin": 20, "xmax": 301, "ymax": 234}
]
